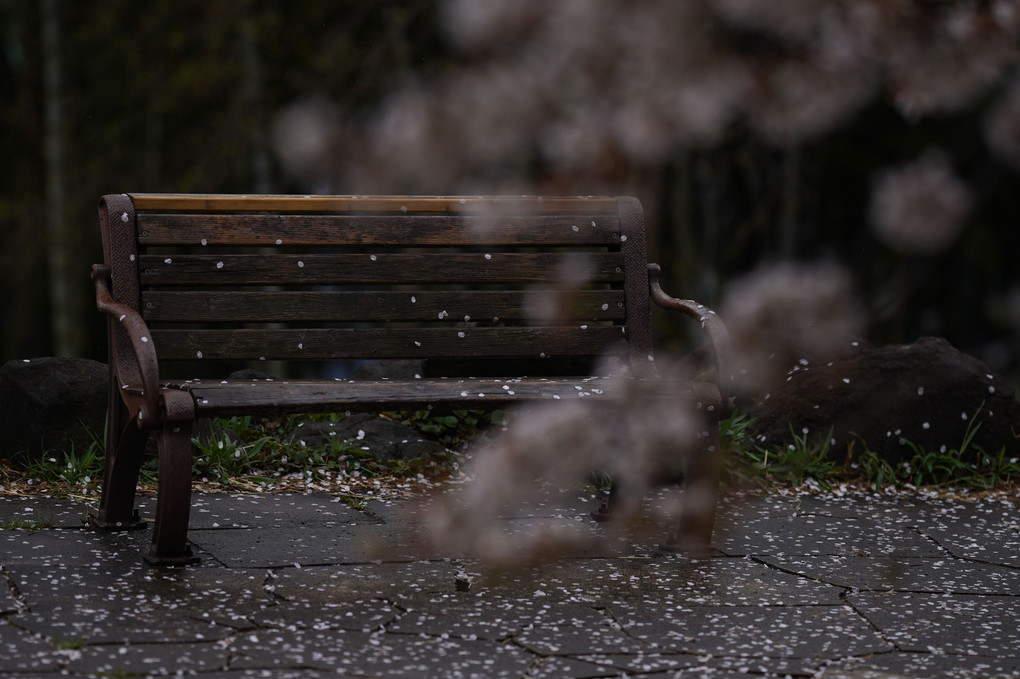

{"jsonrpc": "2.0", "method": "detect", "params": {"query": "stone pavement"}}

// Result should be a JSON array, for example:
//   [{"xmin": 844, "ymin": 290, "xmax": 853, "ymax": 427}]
[{"xmin": 1, "ymin": 486, "xmax": 1018, "ymax": 678}]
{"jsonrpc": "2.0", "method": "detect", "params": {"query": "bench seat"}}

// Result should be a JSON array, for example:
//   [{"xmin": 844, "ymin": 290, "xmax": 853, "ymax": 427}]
[{"xmin": 163, "ymin": 376, "xmax": 724, "ymax": 416}]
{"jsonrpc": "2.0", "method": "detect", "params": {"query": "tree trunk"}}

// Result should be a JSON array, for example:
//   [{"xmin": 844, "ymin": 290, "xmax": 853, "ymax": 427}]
[{"xmin": 41, "ymin": 0, "xmax": 77, "ymax": 357}]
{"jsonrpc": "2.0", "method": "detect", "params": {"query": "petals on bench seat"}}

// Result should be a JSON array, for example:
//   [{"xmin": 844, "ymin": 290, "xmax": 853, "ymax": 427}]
[{"xmin": 172, "ymin": 377, "xmax": 723, "ymax": 416}]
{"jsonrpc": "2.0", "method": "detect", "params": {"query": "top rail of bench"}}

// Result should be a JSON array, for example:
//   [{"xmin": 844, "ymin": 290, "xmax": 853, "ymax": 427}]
[{"xmin": 126, "ymin": 193, "xmax": 622, "ymax": 214}]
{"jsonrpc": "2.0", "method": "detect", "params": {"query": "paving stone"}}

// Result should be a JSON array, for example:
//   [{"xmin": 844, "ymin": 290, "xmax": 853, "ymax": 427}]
[
  {"xmin": 176, "ymin": 671, "xmax": 335, "ymax": 679},
  {"xmin": 795, "ymin": 493, "xmax": 1020, "ymax": 567},
  {"xmin": 576, "ymin": 652, "xmax": 817, "ymax": 677},
  {"xmin": 759, "ymin": 554, "xmax": 1020, "ymax": 593},
  {"xmin": 11, "ymin": 561, "xmax": 271, "ymax": 622},
  {"xmin": 0, "ymin": 496, "xmax": 93, "ymax": 528},
  {"xmin": 389, "ymin": 589, "xmax": 547, "ymax": 641},
  {"xmin": 346, "ymin": 633, "xmax": 533, "ymax": 677},
  {"xmin": 0, "ymin": 620, "xmax": 61, "ymax": 674},
  {"xmin": 773, "ymin": 494, "xmax": 1020, "ymax": 573},
  {"xmin": 794, "ymin": 492, "xmax": 955, "ymax": 520},
  {"xmin": 175, "ymin": 493, "xmax": 423, "ymax": 569},
  {"xmin": 252, "ymin": 598, "xmax": 398, "ymax": 633},
  {"xmin": 914, "ymin": 502, "xmax": 1020, "ymax": 568},
  {"xmin": 0, "ymin": 490, "xmax": 1017, "ymax": 677},
  {"xmin": 268, "ymin": 560, "xmax": 470, "ymax": 605},
  {"xmin": 815, "ymin": 671, "xmax": 918, "ymax": 679},
  {"xmin": 514, "ymin": 603, "xmax": 648, "ymax": 655},
  {"xmin": 0, "ymin": 525, "xmax": 151, "ymax": 567},
  {"xmin": 714, "ymin": 493, "xmax": 805, "ymax": 523},
  {"xmin": 642, "ymin": 670, "xmax": 810, "ymax": 678},
  {"xmin": 6, "ymin": 563, "xmax": 273, "ymax": 644},
  {"xmin": 227, "ymin": 627, "xmax": 374, "ymax": 671},
  {"xmin": 189, "ymin": 525, "xmax": 388, "ymax": 569},
  {"xmin": 231, "ymin": 627, "xmax": 531, "ymax": 676},
  {"xmin": 63, "ymin": 640, "xmax": 229, "ymax": 676},
  {"xmin": 181, "ymin": 492, "xmax": 377, "ymax": 529},
  {"xmin": 848, "ymin": 591, "xmax": 1020, "ymax": 657},
  {"xmin": 615, "ymin": 604, "xmax": 893, "ymax": 658},
  {"xmin": 713, "ymin": 514, "xmax": 940, "ymax": 557},
  {"xmin": 571, "ymin": 652, "xmax": 709, "ymax": 675},
  {"xmin": 468, "ymin": 555, "xmax": 845, "ymax": 609},
  {"xmin": 526, "ymin": 654, "xmax": 622, "ymax": 678},
  {"xmin": 9, "ymin": 603, "xmax": 237, "ymax": 646},
  {"xmin": 0, "ymin": 571, "xmax": 18, "ymax": 615},
  {"xmin": 820, "ymin": 651, "xmax": 1020, "ymax": 678}
]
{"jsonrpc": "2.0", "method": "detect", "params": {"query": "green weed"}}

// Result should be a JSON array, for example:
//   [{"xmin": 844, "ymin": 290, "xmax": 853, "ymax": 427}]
[
  {"xmin": 23, "ymin": 440, "xmax": 102, "ymax": 491},
  {"xmin": 1, "ymin": 515, "xmax": 56, "ymax": 530},
  {"xmin": 855, "ymin": 445, "xmax": 899, "ymax": 492},
  {"xmin": 720, "ymin": 415, "xmax": 837, "ymax": 489},
  {"xmin": 974, "ymin": 446, "xmax": 1020, "ymax": 487},
  {"xmin": 721, "ymin": 409, "xmax": 1018, "ymax": 493},
  {"xmin": 51, "ymin": 637, "xmax": 88, "ymax": 650}
]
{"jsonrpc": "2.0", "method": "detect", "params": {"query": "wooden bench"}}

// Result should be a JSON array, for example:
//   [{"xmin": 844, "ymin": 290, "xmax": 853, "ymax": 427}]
[{"xmin": 91, "ymin": 193, "xmax": 732, "ymax": 565}]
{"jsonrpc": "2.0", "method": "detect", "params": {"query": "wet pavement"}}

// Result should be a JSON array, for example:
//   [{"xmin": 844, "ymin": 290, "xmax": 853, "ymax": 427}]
[{"xmin": 1, "ymin": 487, "xmax": 1018, "ymax": 678}]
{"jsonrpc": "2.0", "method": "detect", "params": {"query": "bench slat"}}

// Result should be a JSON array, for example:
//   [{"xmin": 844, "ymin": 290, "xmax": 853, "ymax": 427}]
[
  {"xmin": 137, "ymin": 214, "xmax": 622, "ymax": 246},
  {"xmin": 138, "ymin": 253, "xmax": 625, "ymax": 286},
  {"xmin": 181, "ymin": 377, "xmax": 719, "ymax": 417},
  {"xmin": 139, "ymin": 252, "xmax": 624, "ymax": 287},
  {"xmin": 150, "ymin": 326, "xmax": 627, "ymax": 361},
  {"xmin": 142, "ymin": 290, "xmax": 626, "ymax": 323}
]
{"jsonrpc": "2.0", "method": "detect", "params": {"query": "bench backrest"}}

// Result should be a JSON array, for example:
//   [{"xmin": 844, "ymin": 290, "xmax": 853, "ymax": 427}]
[{"xmin": 99, "ymin": 194, "xmax": 653, "ymax": 377}]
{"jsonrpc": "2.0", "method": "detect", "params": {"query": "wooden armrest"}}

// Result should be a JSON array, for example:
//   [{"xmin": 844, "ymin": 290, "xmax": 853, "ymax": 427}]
[
  {"xmin": 92, "ymin": 264, "xmax": 161, "ymax": 424},
  {"xmin": 647, "ymin": 263, "xmax": 733, "ymax": 417}
]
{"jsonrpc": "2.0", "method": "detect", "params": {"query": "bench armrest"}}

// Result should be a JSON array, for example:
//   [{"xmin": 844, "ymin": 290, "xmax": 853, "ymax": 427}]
[
  {"xmin": 92, "ymin": 264, "xmax": 161, "ymax": 424},
  {"xmin": 648, "ymin": 263, "xmax": 733, "ymax": 418}
]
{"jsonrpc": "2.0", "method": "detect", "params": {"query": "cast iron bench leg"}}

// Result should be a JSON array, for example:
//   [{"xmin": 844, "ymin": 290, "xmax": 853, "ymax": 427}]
[
  {"xmin": 92, "ymin": 390, "xmax": 147, "ymax": 531},
  {"xmin": 592, "ymin": 429, "xmax": 719, "ymax": 553},
  {"xmin": 671, "ymin": 428, "xmax": 720, "ymax": 553},
  {"xmin": 145, "ymin": 423, "xmax": 199, "ymax": 566}
]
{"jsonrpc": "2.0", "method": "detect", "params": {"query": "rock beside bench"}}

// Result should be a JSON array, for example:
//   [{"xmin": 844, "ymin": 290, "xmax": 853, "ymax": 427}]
[
  {"xmin": 748, "ymin": 337, "xmax": 1019, "ymax": 464},
  {"xmin": 0, "ymin": 357, "xmax": 108, "ymax": 462}
]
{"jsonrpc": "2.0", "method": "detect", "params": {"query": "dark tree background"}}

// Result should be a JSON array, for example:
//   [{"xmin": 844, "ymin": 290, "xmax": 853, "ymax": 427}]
[
  {"xmin": 0, "ymin": 0, "xmax": 445, "ymax": 360},
  {"xmin": 2, "ymin": 0, "xmax": 1019, "ymax": 386}
]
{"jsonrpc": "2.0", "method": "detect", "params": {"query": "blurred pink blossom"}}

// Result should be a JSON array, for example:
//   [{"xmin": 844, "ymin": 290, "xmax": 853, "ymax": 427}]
[
  {"xmin": 885, "ymin": 5, "xmax": 1016, "ymax": 117},
  {"xmin": 985, "ymin": 75, "xmax": 1020, "ymax": 171},
  {"xmin": 869, "ymin": 152, "xmax": 973, "ymax": 255},
  {"xmin": 722, "ymin": 262, "xmax": 865, "ymax": 394},
  {"xmin": 422, "ymin": 362, "xmax": 710, "ymax": 567}
]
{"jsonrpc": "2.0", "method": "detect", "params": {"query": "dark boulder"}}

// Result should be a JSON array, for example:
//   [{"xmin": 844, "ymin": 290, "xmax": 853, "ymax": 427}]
[
  {"xmin": 0, "ymin": 357, "xmax": 108, "ymax": 463},
  {"xmin": 747, "ymin": 337, "xmax": 1019, "ymax": 464}
]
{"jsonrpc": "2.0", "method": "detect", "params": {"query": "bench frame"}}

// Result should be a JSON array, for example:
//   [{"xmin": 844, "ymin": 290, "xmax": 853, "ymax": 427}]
[{"xmin": 90, "ymin": 193, "xmax": 732, "ymax": 565}]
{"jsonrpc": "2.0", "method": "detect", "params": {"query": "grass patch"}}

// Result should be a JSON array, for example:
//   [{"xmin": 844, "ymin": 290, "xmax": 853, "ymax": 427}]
[
  {"xmin": 5, "ymin": 407, "xmax": 1016, "ymax": 498},
  {"xmin": 4, "ymin": 409, "xmax": 498, "ymax": 498},
  {"xmin": 721, "ymin": 414, "xmax": 839, "ymax": 489},
  {"xmin": 184, "ymin": 410, "xmax": 495, "ymax": 488},
  {"xmin": 720, "ymin": 411, "xmax": 1020, "ymax": 493},
  {"xmin": 1, "ymin": 515, "xmax": 56, "ymax": 530}
]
